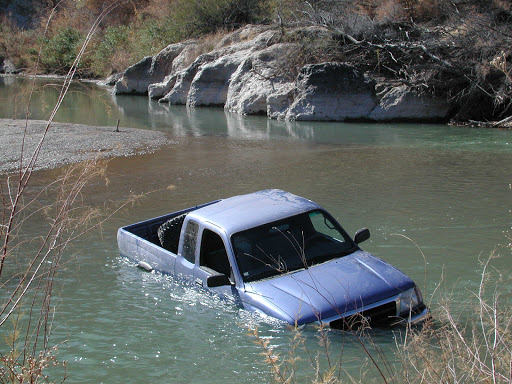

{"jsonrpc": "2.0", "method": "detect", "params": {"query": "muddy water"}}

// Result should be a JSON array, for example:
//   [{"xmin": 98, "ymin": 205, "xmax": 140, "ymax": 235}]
[{"xmin": 1, "ymin": 76, "xmax": 512, "ymax": 382}]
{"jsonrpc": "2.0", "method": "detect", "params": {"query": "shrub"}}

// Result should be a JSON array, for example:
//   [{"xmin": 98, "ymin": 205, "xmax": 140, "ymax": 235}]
[
  {"xmin": 89, "ymin": 16, "xmax": 181, "ymax": 77},
  {"xmin": 90, "ymin": 25, "xmax": 131, "ymax": 77},
  {"xmin": 131, "ymin": 16, "xmax": 178, "ymax": 57},
  {"xmin": 41, "ymin": 26, "xmax": 84, "ymax": 73},
  {"xmin": 171, "ymin": 0, "xmax": 269, "ymax": 38},
  {"xmin": 0, "ymin": 18, "xmax": 38, "ymax": 71}
]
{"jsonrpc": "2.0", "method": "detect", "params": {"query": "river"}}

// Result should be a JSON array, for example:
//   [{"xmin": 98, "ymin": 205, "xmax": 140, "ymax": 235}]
[{"xmin": 1, "ymin": 76, "xmax": 512, "ymax": 383}]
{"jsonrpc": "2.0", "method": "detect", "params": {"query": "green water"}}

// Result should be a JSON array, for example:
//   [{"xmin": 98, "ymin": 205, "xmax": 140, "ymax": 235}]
[{"xmin": 1, "ymin": 76, "xmax": 512, "ymax": 383}]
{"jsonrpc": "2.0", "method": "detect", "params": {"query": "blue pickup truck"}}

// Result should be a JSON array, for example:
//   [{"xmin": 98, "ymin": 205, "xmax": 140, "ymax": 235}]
[{"xmin": 117, "ymin": 189, "xmax": 429, "ymax": 328}]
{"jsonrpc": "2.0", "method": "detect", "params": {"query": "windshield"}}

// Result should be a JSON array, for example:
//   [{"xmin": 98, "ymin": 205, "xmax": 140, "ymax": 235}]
[{"xmin": 231, "ymin": 210, "xmax": 355, "ymax": 282}]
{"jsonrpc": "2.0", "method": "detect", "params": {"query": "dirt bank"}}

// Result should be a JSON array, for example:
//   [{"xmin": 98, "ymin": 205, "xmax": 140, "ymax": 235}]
[{"xmin": 0, "ymin": 119, "xmax": 173, "ymax": 173}]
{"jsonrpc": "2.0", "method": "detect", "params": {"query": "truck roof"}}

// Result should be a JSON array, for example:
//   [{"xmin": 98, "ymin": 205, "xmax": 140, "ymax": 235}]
[{"xmin": 188, "ymin": 189, "xmax": 321, "ymax": 235}]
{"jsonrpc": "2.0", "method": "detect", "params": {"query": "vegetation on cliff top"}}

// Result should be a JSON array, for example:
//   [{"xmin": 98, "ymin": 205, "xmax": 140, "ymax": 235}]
[{"xmin": 0, "ymin": 0, "xmax": 511, "ymax": 122}]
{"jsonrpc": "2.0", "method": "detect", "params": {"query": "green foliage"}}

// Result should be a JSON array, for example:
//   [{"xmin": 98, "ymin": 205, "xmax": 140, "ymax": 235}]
[
  {"xmin": 132, "ymin": 17, "xmax": 178, "ymax": 57},
  {"xmin": 171, "ymin": 0, "xmax": 269, "ymax": 38},
  {"xmin": 99, "ymin": 25, "xmax": 130, "ymax": 54},
  {"xmin": 0, "ymin": 20, "xmax": 38, "ymax": 70},
  {"xmin": 41, "ymin": 26, "xmax": 84, "ymax": 73},
  {"xmin": 89, "ymin": 16, "xmax": 179, "ymax": 77},
  {"xmin": 90, "ymin": 0, "xmax": 270, "ymax": 77},
  {"xmin": 90, "ymin": 25, "xmax": 130, "ymax": 76}
]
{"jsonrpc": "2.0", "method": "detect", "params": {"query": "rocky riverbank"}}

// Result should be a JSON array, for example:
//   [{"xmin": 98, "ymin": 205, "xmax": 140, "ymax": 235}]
[
  {"xmin": 0, "ymin": 119, "xmax": 172, "ymax": 172},
  {"xmin": 111, "ymin": 25, "xmax": 452, "ymax": 123}
]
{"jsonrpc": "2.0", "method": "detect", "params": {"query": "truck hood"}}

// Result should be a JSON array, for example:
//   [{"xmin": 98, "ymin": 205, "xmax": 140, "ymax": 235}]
[{"xmin": 243, "ymin": 250, "xmax": 414, "ymax": 324}]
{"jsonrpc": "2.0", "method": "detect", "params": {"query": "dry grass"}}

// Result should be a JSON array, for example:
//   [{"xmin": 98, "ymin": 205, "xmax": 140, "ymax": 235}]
[
  {"xmin": 0, "ymin": 2, "xmax": 146, "ymax": 382},
  {"xmin": 182, "ymin": 29, "xmax": 232, "ymax": 67},
  {"xmin": 397, "ymin": 253, "xmax": 512, "ymax": 383}
]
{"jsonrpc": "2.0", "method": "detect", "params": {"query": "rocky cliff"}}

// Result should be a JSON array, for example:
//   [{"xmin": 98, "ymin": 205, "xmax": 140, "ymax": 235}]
[{"xmin": 112, "ymin": 25, "xmax": 451, "ymax": 122}]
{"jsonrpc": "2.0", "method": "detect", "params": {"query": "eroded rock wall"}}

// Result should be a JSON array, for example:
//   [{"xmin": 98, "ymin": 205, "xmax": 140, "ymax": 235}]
[{"xmin": 113, "ymin": 25, "xmax": 452, "ymax": 122}]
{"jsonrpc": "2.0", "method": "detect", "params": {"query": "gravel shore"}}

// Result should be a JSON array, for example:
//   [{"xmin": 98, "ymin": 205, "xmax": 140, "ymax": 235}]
[{"xmin": 0, "ymin": 119, "xmax": 173, "ymax": 173}]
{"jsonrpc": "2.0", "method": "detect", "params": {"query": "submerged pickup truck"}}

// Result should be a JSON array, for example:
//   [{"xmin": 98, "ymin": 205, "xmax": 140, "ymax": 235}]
[{"xmin": 117, "ymin": 189, "xmax": 429, "ymax": 328}]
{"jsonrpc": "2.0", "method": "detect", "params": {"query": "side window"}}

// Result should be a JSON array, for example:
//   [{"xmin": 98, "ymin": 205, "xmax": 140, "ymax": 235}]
[
  {"xmin": 309, "ymin": 211, "xmax": 345, "ymax": 243},
  {"xmin": 182, "ymin": 220, "xmax": 199, "ymax": 263},
  {"xmin": 200, "ymin": 229, "xmax": 231, "ymax": 277}
]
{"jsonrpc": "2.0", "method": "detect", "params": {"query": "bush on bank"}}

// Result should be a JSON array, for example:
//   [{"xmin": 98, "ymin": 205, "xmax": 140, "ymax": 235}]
[
  {"xmin": 41, "ymin": 26, "xmax": 85, "ymax": 72},
  {"xmin": 2, "ymin": 0, "xmax": 510, "ymax": 77}
]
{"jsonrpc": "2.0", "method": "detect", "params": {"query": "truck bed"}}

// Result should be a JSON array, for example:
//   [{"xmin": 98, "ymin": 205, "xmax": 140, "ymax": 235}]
[{"xmin": 117, "ymin": 200, "xmax": 220, "ymax": 273}]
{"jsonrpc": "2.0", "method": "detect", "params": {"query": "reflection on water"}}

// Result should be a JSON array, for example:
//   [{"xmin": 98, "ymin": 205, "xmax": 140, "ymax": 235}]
[
  {"xmin": 2, "ymin": 76, "xmax": 512, "ymax": 383},
  {"xmin": 2, "ymin": 76, "xmax": 511, "ymax": 152},
  {"xmin": 114, "ymin": 92, "xmax": 512, "ymax": 152}
]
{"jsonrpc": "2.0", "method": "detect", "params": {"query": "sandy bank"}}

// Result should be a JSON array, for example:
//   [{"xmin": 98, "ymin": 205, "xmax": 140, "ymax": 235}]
[{"xmin": 0, "ymin": 119, "xmax": 173, "ymax": 173}]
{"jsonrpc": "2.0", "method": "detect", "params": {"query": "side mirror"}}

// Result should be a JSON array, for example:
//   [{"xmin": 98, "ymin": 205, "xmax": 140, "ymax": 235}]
[
  {"xmin": 354, "ymin": 228, "xmax": 370, "ymax": 244},
  {"xmin": 206, "ymin": 273, "xmax": 231, "ymax": 288}
]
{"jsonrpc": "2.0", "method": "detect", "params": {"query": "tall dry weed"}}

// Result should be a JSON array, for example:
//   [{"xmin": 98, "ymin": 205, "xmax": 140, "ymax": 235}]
[
  {"xmin": 249, "ymin": 238, "xmax": 511, "ymax": 383},
  {"xmin": 397, "ymin": 252, "xmax": 512, "ymax": 383},
  {"xmin": 0, "ymin": 1, "xmax": 142, "ymax": 382}
]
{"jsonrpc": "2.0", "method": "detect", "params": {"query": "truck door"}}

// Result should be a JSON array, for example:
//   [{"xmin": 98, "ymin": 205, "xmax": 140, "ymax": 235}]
[
  {"xmin": 194, "ymin": 224, "xmax": 239, "ymax": 298},
  {"xmin": 174, "ymin": 218, "xmax": 199, "ymax": 280}
]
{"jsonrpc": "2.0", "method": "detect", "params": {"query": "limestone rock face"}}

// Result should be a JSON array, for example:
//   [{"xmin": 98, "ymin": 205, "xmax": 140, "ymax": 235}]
[
  {"xmin": 267, "ymin": 85, "xmax": 296, "ymax": 119},
  {"xmin": 160, "ymin": 26, "xmax": 277, "ymax": 106},
  {"xmin": 114, "ymin": 41, "xmax": 195, "ymax": 95},
  {"xmin": 225, "ymin": 43, "xmax": 297, "ymax": 116},
  {"xmin": 112, "ymin": 25, "xmax": 452, "ymax": 122},
  {"xmin": 113, "ymin": 56, "xmax": 152, "ymax": 95},
  {"xmin": 148, "ymin": 43, "xmax": 199, "ymax": 99},
  {"xmin": 148, "ymin": 74, "xmax": 177, "ymax": 100},
  {"xmin": 285, "ymin": 63, "xmax": 377, "ymax": 121},
  {"xmin": 370, "ymin": 85, "xmax": 451, "ymax": 121},
  {"xmin": 188, "ymin": 51, "xmax": 249, "ymax": 107},
  {"xmin": 214, "ymin": 24, "xmax": 272, "ymax": 50},
  {"xmin": 162, "ymin": 55, "xmax": 214, "ymax": 105}
]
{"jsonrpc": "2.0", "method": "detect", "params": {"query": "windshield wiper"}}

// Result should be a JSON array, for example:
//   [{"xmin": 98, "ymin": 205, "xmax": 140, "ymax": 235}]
[
  {"xmin": 307, "ymin": 250, "xmax": 352, "ymax": 266},
  {"xmin": 246, "ymin": 269, "xmax": 280, "ymax": 282},
  {"xmin": 247, "ymin": 263, "xmax": 308, "ymax": 282}
]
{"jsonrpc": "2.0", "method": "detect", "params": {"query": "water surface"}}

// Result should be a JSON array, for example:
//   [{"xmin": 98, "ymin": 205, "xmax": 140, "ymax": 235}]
[{"xmin": 1, "ymin": 76, "xmax": 511, "ymax": 383}]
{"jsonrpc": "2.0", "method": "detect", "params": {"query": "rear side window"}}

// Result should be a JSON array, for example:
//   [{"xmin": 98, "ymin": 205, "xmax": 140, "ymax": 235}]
[{"xmin": 182, "ymin": 220, "xmax": 199, "ymax": 263}]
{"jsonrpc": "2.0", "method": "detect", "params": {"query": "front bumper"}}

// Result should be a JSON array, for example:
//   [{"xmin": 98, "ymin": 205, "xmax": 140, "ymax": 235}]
[{"xmin": 321, "ymin": 296, "xmax": 430, "ymax": 329}]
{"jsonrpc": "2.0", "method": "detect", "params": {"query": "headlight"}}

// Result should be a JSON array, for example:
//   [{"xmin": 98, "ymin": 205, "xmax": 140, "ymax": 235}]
[{"xmin": 398, "ymin": 286, "xmax": 423, "ymax": 316}]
